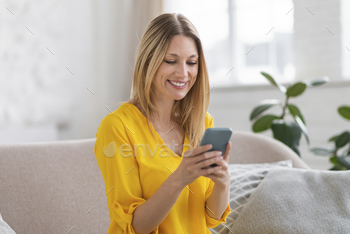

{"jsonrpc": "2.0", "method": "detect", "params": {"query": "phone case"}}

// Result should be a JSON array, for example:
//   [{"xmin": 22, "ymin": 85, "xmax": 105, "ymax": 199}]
[{"xmin": 199, "ymin": 128, "xmax": 232, "ymax": 167}]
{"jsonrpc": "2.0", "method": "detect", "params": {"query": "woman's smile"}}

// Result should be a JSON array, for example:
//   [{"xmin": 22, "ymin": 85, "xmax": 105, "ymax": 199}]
[{"xmin": 167, "ymin": 80, "xmax": 189, "ymax": 89}]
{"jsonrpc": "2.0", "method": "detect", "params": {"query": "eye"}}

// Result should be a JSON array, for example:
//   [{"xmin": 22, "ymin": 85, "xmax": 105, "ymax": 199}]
[
  {"xmin": 165, "ymin": 60, "xmax": 197, "ymax": 66},
  {"xmin": 165, "ymin": 60, "xmax": 175, "ymax": 64},
  {"xmin": 187, "ymin": 62, "xmax": 197, "ymax": 66}
]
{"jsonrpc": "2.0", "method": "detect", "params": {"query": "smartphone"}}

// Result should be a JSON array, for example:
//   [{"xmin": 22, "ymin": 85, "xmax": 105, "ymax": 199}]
[{"xmin": 199, "ymin": 128, "xmax": 233, "ymax": 167}]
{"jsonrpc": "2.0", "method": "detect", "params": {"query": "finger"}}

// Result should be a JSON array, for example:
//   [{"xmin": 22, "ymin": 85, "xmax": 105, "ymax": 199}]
[
  {"xmin": 201, "ymin": 163, "xmax": 218, "ymax": 170},
  {"xmin": 201, "ymin": 164, "xmax": 222, "ymax": 176},
  {"xmin": 197, "ymin": 154, "xmax": 223, "ymax": 168},
  {"xmin": 195, "ymin": 151, "xmax": 222, "ymax": 165},
  {"xmin": 183, "ymin": 143, "xmax": 212, "ymax": 158},
  {"xmin": 212, "ymin": 158, "xmax": 228, "ymax": 171},
  {"xmin": 203, "ymin": 170, "xmax": 221, "ymax": 179},
  {"xmin": 204, "ymin": 172, "xmax": 219, "ymax": 180}
]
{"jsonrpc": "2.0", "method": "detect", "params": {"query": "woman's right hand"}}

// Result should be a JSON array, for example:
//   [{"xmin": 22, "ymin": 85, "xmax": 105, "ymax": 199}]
[{"xmin": 174, "ymin": 144, "xmax": 223, "ymax": 188}]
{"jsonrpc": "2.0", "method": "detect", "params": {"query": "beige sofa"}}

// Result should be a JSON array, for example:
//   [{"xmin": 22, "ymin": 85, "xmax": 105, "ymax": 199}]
[{"xmin": 0, "ymin": 131, "xmax": 310, "ymax": 233}]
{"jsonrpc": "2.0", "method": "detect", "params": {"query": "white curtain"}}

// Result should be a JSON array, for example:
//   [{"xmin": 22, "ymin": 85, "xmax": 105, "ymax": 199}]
[
  {"xmin": 95, "ymin": 0, "xmax": 163, "ymax": 106},
  {"xmin": 73, "ymin": 0, "xmax": 164, "ymax": 140},
  {"xmin": 78, "ymin": 0, "xmax": 164, "ymax": 140}
]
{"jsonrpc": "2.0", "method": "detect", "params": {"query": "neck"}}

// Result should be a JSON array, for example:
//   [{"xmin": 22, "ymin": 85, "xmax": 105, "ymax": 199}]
[
  {"xmin": 133, "ymin": 99, "xmax": 177, "ymax": 129},
  {"xmin": 152, "ymin": 98, "xmax": 176, "ymax": 127}
]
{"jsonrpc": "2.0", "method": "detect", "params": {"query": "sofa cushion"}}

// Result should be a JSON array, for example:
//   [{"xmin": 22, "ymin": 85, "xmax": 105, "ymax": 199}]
[
  {"xmin": 0, "ymin": 138, "xmax": 109, "ymax": 234},
  {"xmin": 231, "ymin": 168, "xmax": 350, "ymax": 234},
  {"xmin": 210, "ymin": 160, "xmax": 292, "ymax": 234}
]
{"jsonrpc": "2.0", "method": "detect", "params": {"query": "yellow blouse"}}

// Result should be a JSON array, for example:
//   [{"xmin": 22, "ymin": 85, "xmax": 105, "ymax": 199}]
[{"xmin": 94, "ymin": 103, "xmax": 231, "ymax": 233}]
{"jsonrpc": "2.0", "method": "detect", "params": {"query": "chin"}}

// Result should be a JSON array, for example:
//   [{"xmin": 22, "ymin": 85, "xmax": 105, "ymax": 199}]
[
  {"xmin": 171, "ymin": 93, "xmax": 187, "ymax": 101},
  {"xmin": 174, "ymin": 96, "xmax": 186, "ymax": 101}
]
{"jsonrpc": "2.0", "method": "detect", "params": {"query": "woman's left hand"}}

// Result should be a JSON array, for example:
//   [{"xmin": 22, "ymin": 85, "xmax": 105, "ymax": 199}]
[{"xmin": 202, "ymin": 142, "xmax": 231, "ymax": 187}]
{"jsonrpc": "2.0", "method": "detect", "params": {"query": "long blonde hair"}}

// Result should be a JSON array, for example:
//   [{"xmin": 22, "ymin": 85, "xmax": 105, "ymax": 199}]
[{"xmin": 128, "ymin": 13, "xmax": 210, "ymax": 148}]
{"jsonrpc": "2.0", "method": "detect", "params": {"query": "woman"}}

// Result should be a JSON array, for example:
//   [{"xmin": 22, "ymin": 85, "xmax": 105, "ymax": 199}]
[{"xmin": 95, "ymin": 13, "xmax": 231, "ymax": 234}]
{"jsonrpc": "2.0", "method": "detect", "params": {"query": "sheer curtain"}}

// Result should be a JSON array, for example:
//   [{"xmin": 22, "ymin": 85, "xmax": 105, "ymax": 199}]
[
  {"xmin": 96, "ymin": 0, "xmax": 163, "ymax": 106},
  {"xmin": 71, "ymin": 0, "xmax": 164, "ymax": 140}
]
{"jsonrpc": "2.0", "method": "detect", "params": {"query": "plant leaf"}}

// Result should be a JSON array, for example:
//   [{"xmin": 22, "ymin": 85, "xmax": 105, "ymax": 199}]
[
  {"xmin": 261, "ymin": 72, "xmax": 287, "ymax": 93},
  {"xmin": 330, "ymin": 156, "xmax": 338, "ymax": 165},
  {"xmin": 286, "ymin": 82, "xmax": 307, "ymax": 97},
  {"xmin": 250, "ymin": 99, "xmax": 281, "ymax": 121},
  {"xmin": 304, "ymin": 77, "xmax": 329, "ymax": 87},
  {"xmin": 335, "ymin": 131, "xmax": 350, "ymax": 149},
  {"xmin": 338, "ymin": 106, "xmax": 350, "ymax": 120},
  {"xmin": 288, "ymin": 104, "xmax": 306, "ymax": 124},
  {"xmin": 271, "ymin": 120, "xmax": 302, "ymax": 156},
  {"xmin": 310, "ymin": 147, "xmax": 334, "ymax": 156},
  {"xmin": 294, "ymin": 115, "xmax": 310, "ymax": 145},
  {"xmin": 328, "ymin": 134, "xmax": 340, "ymax": 142},
  {"xmin": 252, "ymin": 115, "xmax": 280, "ymax": 133},
  {"xmin": 337, "ymin": 155, "xmax": 350, "ymax": 169}
]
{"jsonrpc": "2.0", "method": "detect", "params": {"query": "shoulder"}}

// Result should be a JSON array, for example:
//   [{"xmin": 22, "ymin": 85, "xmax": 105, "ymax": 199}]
[
  {"xmin": 96, "ymin": 103, "xmax": 134, "ymax": 135},
  {"xmin": 205, "ymin": 112, "xmax": 213, "ymax": 120},
  {"xmin": 205, "ymin": 112, "xmax": 214, "ymax": 129}
]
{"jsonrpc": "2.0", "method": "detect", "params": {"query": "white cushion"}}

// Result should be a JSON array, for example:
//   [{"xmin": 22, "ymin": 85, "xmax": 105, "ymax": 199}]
[{"xmin": 209, "ymin": 160, "xmax": 293, "ymax": 234}]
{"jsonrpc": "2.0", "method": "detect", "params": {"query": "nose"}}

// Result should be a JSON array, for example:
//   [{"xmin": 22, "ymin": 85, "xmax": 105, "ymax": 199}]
[{"xmin": 175, "ymin": 62, "xmax": 187, "ymax": 79}]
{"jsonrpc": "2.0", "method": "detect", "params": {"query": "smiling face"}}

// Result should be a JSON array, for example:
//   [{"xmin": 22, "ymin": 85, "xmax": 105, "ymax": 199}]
[{"xmin": 152, "ymin": 35, "xmax": 199, "ymax": 103}]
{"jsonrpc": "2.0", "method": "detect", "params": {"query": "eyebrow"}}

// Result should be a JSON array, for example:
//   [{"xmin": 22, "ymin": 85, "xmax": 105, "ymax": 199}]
[{"xmin": 166, "ymin": 53, "xmax": 198, "ymax": 58}]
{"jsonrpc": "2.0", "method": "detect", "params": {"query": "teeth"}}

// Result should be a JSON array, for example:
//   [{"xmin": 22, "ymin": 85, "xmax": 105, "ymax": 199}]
[{"xmin": 169, "ymin": 80, "xmax": 186, "ymax": 87}]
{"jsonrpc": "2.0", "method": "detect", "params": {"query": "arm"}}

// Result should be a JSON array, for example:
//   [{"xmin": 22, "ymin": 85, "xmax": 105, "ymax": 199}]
[
  {"xmin": 205, "ymin": 113, "xmax": 231, "ymax": 222},
  {"xmin": 95, "ymin": 115, "xmax": 165, "ymax": 234},
  {"xmin": 205, "ymin": 182, "xmax": 230, "ymax": 221},
  {"xmin": 132, "ymin": 173, "xmax": 184, "ymax": 234},
  {"xmin": 204, "ymin": 145, "xmax": 231, "ymax": 225},
  {"xmin": 133, "ymin": 145, "xmax": 221, "ymax": 233},
  {"xmin": 132, "ymin": 174, "xmax": 183, "ymax": 234}
]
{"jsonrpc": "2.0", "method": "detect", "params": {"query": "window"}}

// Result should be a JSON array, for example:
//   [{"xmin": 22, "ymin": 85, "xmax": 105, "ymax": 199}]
[{"xmin": 163, "ymin": 0, "xmax": 295, "ymax": 86}]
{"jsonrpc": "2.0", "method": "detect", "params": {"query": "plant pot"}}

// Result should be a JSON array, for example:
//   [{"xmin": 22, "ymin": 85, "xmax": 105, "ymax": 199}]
[{"xmin": 271, "ymin": 120, "xmax": 302, "ymax": 157}]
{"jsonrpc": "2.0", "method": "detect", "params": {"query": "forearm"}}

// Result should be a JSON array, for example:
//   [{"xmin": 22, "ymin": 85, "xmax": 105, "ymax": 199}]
[
  {"xmin": 132, "ymin": 173, "xmax": 184, "ymax": 234},
  {"xmin": 205, "ymin": 182, "xmax": 230, "ymax": 220}
]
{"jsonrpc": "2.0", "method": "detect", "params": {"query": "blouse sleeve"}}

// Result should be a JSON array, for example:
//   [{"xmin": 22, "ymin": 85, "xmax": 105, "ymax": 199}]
[
  {"xmin": 204, "ymin": 112, "xmax": 232, "ymax": 228},
  {"xmin": 94, "ymin": 114, "xmax": 159, "ymax": 233}
]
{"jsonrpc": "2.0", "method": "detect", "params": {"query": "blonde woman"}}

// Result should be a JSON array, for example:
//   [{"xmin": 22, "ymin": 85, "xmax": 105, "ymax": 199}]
[{"xmin": 95, "ymin": 13, "xmax": 231, "ymax": 234}]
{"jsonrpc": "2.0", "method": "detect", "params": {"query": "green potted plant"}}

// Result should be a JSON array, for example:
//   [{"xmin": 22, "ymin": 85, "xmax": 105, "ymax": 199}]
[
  {"xmin": 249, "ymin": 72, "xmax": 328, "ymax": 157},
  {"xmin": 310, "ymin": 106, "xmax": 350, "ymax": 170}
]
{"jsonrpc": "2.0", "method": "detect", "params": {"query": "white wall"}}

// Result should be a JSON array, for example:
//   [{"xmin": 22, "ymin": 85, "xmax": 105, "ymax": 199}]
[
  {"xmin": 0, "ymin": 0, "xmax": 161, "ymax": 143},
  {"xmin": 0, "ymin": 0, "xmax": 99, "ymax": 142},
  {"xmin": 293, "ymin": 0, "xmax": 343, "ymax": 81}
]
